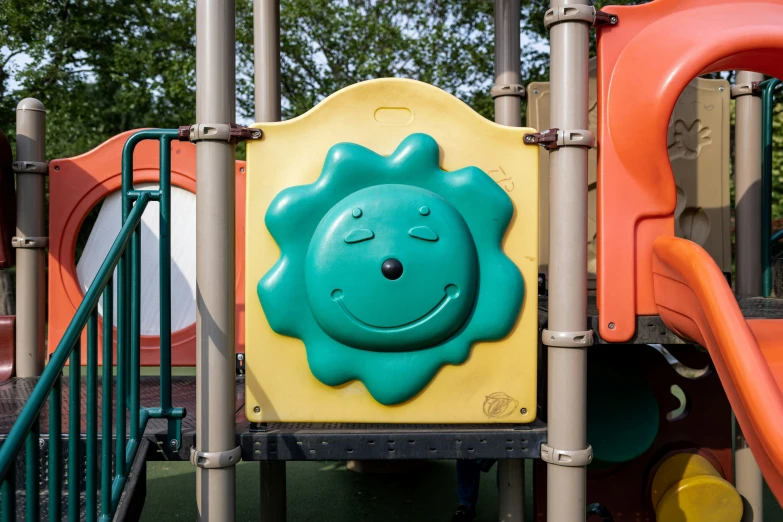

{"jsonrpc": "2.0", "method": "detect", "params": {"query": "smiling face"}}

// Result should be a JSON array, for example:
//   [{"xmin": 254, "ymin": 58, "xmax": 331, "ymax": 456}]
[{"xmin": 305, "ymin": 184, "xmax": 478, "ymax": 351}]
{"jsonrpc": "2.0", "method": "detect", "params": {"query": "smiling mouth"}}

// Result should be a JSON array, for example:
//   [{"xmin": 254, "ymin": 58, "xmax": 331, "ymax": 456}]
[{"xmin": 331, "ymin": 284, "xmax": 460, "ymax": 333}]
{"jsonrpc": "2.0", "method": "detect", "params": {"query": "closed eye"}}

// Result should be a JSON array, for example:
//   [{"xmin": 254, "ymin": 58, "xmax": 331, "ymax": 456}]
[
  {"xmin": 409, "ymin": 226, "xmax": 438, "ymax": 242},
  {"xmin": 344, "ymin": 229, "xmax": 375, "ymax": 244}
]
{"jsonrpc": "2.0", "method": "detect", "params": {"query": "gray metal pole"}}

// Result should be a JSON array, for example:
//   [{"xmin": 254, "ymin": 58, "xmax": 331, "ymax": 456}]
[
  {"xmin": 733, "ymin": 69, "xmax": 765, "ymax": 522},
  {"xmin": 735, "ymin": 70, "xmax": 764, "ymax": 298},
  {"xmin": 254, "ymin": 1, "xmax": 286, "ymax": 520},
  {"xmin": 195, "ymin": 0, "xmax": 237, "ymax": 519},
  {"xmin": 254, "ymin": 0, "xmax": 281, "ymax": 122},
  {"xmin": 493, "ymin": 0, "xmax": 522, "ymax": 127},
  {"xmin": 493, "ymin": 1, "xmax": 525, "ymax": 520},
  {"xmin": 546, "ymin": 0, "xmax": 590, "ymax": 519},
  {"xmin": 14, "ymin": 98, "xmax": 46, "ymax": 377}
]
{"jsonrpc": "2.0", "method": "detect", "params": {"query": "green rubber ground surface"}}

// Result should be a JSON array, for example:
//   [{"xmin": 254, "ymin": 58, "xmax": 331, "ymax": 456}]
[
  {"xmin": 142, "ymin": 460, "xmax": 513, "ymax": 521},
  {"xmin": 141, "ymin": 459, "xmax": 783, "ymax": 521}
]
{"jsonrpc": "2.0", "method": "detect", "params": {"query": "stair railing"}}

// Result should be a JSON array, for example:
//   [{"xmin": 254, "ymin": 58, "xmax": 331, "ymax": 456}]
[{"xmin": 0, "ymin": 129, "xmax": 186, "ymax": 521}]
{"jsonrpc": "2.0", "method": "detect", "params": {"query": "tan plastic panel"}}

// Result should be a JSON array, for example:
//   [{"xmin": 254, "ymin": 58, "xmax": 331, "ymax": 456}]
[{"xmin": 528, "ymin": 65, "xmax": 731, "ymax": 287}]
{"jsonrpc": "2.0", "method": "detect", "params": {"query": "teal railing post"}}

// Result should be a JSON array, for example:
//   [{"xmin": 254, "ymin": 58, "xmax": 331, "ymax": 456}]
[
  {"xmin": 48, "ymin": 373, "xmax": 62, "ymax": 522},
  {"xmin": 25, "ymin": 420, "xmax": 39, "ymax": 521},
  {"xmin": 68, "ymin": 341, "xmax": 81, "ymax": 522},
  {"xmin": 100, "ymin": 282, "xmax": 113, "ymax": 521},
  {"xmin": 761, "ymin": 78, "xmax": 781, "ymax": 296},
  {"xmin": 86, "ymin": 310, "xmax": 99, "ymax": 520},
  {"xmin": 0, "ymin": 466, "xmax": 14, "ymax": 522}
]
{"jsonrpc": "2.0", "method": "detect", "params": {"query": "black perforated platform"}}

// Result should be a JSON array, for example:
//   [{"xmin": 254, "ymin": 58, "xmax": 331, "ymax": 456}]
[{"xmin": 0, "ymin": 376, "xmax": 546, "ymax": 463}]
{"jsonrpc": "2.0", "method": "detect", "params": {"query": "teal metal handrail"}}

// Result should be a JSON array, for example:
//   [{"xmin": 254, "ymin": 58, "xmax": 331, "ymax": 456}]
[
  {"xmin": 0, "ymin": 129, "xmax": 186, "ymax": 521},
  {"xmin": 762, "ymin": 78, "xmax": 782, "ymax": 297}
]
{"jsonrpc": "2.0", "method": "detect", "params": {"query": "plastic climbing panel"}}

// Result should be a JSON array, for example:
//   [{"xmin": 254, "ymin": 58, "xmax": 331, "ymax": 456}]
[
  {"xmin": 245, "ymin": 78, "xmax": 539, "ymax": 423},
  {"xmin": 48, "ymin": 130, "xmax": 246, "ymax": 365},
  {"xmin": 527, "ymin": 61, "xmax": 730, "ymax": 288},
  {"xmin": 596, "ymin": 0, "xmax": 783, "ymax": 342}
]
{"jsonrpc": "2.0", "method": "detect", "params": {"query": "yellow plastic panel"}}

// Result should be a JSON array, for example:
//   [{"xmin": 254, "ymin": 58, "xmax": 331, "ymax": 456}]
[
  {"xmin": 245, "ymin": 79, "xmax": 539, "ymax": 423},
  {"xmin": 528, "ymin": 63, "xmax": 731, "ymax": 286}
]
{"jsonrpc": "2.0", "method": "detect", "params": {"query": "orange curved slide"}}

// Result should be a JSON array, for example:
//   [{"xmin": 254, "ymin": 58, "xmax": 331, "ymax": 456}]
[{"xmin": 652, "ymin": 236, "xmax": 783, "ymax": 502}]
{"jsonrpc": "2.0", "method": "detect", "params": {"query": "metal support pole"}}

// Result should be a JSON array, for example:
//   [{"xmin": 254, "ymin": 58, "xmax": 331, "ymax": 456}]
[
  {"xmin": 733, "ymin": 70, "xmax": 765, "ymax": 522},
  {"xmin": 737, "ymin": 435, "xmax": 764, "ymax": 522},
  {"xmin": 735, "ymin": 70, "xmax": 764, "ymax": 298},
  {"xmin": 254, "ymin": 0, "xmax": 281, "ymax": 122},
  {"xmin": 493, "ymin": 2, "xmax": 525, "ymax": 520},
  {"xmin": 498, "ymin": 459, "xmax": 525, "ymax": 521},
  {"xmin": 254, "ymin": 1, "xmax": 286, "ymax": 520},
  {"xmin": 260, "ymin": 461, "xmax": 286, "ymax": 520},
  {"xmin": 195, "ymin": 0, "xmax": 238, "ymax": 520},
  {"xmin": 14, "ymin": 98, "xmax": 46, "ymax": 377},
  {"xmin": 493, "ymin": 0, "xmax": 521, "ymax": 127},
  {"xmin": 546, "ymin": 0, "xmax": 590, "ymax": 520}
]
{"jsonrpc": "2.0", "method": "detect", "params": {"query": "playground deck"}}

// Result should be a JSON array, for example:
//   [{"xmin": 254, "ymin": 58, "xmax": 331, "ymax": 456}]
[{"xmin": 0, "ymin": 377, "xmax": 546, "ymax": 464}]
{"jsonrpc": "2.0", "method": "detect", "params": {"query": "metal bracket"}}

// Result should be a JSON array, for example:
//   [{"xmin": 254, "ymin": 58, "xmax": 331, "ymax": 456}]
[
  {"xmin": 542, "ymin": 328, "xmax": 594, "ymax": 348},
  {"xmin": 12, "ymin": 236, "xmax": 48, "ymax": 249},
  {"xmin": 178, "ymin": 123, "xmax": 263, "ymax": 144},
  {"xmin": 544, "ymin": 6, "xmax": 618, "ymax": 30},
  {"xmin": 523, "ymin": 128, "xmax": 595, "ymax": 150},
  {"xmin": 540, "ymin": 443, "xmax": 593, "ymax": 467},
  {"xmin": 490, "ymin": 84, "xmax": 526, "ymax": 100},
  {"xmin": 730, "ymin": 81, "xmax": 761, "ymax": 98},
  {"xmin": 12, "ymin": 161, "xmax": 48, "ymax": 175},
  {"xmin": 189, "ymin": 446, "xmax": 242, "ymax": 469}
]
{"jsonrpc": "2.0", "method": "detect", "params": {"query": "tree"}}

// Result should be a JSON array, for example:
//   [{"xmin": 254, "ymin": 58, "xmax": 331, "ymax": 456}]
[{"xmin": 0, "ymin": 0, "xmax": 575, "ymax": 161}]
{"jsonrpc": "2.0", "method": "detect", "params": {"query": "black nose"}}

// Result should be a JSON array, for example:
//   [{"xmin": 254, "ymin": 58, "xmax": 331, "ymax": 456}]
[{"xmin": 381, "ymin": 258, "xmax": 403, "ymax": 280}]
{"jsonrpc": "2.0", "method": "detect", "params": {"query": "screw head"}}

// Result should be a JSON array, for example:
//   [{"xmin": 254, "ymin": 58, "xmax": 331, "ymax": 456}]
[
  {"xmin": 608, "ymin": 322, "xmax": 615, "ymax": 330},
  {"xmin": 254, "ymin": 406, "xmax": 261, "ymax": 413},
  {"xmin": 54, "ymin": 165, "xmax": 60, "ymax": 171},
  {"xmin": 719, "ymin": 86, "xmax": 725, "ymax": 92},
  {"xmin": 240, "ymin": 167, "xmax": 245, "ymax": 173},
  {"xmin": 237, "ymin": 354, "xmax": 244, "ymax": 360},
  {"xmin": 39, "ymin": 438, "xmax": 45, "ymax": 449},
  {"xmin": 169, "ymin": 439, "xmax": 178, "ymax": 449},
  {"xmin": 533, "ymin": 89, "xmax": 539, "ymax": 95},
  {"xmin": 520, "ymin": 408, "xmax": 527, "ymax": 415}
]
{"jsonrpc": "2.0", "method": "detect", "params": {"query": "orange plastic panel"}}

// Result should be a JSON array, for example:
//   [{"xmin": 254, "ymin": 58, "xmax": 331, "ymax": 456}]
[
  {"xmin": 597, "ymin": 0, "xmax": 783, "ymax": 341},
  {"xmin": 48, "ymin": 130, "xmax": 246, "ymax": 365},
  {"xmin": 652, "ymin": 236, "xmax": 783, "ymax": 503}
]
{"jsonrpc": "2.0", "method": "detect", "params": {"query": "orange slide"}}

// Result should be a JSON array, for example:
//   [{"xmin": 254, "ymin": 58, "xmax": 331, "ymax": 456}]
[{"xmin": 652, "ymin": 236, "xmax": 783, "ymax": 502}]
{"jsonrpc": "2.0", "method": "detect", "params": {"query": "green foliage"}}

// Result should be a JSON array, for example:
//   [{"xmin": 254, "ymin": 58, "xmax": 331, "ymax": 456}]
[
  {"xmin": 0, "ymin": 0, "xmax": 196, "ymax": 158},
  {"xmin": 1, "ymin": 0, "xmax": 553, "ymax": 161},
  {"xmin": 771, "ymin": 100, "xmax": 783, "ymax": 221}
]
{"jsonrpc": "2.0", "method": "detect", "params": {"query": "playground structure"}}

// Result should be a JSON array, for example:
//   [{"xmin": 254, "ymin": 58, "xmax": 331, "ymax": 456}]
[{"xmin": 2, "ymin": 0, "xmax": 783, "ymax": 520}]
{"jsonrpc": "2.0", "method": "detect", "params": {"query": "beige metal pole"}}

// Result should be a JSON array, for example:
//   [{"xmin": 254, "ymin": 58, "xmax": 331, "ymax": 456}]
[
  {"xmin": 493, "ymin": 1, "xmax": 525, "ymax": 520},
  {"xmin": 14, "ymin": 98, "xmax": 46, "ymax": 377},
  {"xmin": 546, "ymin": 0, "xmax": 591, "ymax": 519},
  {"xmin": 493, "ymin": 0, "xmax": 522, "ymax": 128},
  {"xmin": 254, "ymin": 0, "xmax": 281, "ymax": 122},
  {"xmin": 733, "ymin": 69, "xmax": 765, "ymax": 522},
  {"xmin": 735, "ymin": 70, "xmax": 764, "ymax": 297},
  {"xmin": 254, "ymin": 1, "xmax": 286, "ymax": 520},
  {"xmin": 195, "ymin": 0, "xmax": 238, "ymax": 519}
]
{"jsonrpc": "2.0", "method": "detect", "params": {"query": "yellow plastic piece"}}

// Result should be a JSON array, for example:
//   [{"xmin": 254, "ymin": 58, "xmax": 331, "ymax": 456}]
[
  {"xmin": 651, "ymin": 453, "xmax": 742, "ymax": 522},
  {"xmin": 244, "ymin": 78, "xmax": 539, "ymax": 423}
]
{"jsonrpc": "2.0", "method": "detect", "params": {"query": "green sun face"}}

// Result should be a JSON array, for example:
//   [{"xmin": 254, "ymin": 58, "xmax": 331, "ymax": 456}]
[
  {"xmin": 258, "ymin": 134, "xmax": 524, "ymax": 405},
  {"xmin": 305, "ymin": 185, "xmax": 478, "ymax": 352}
]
